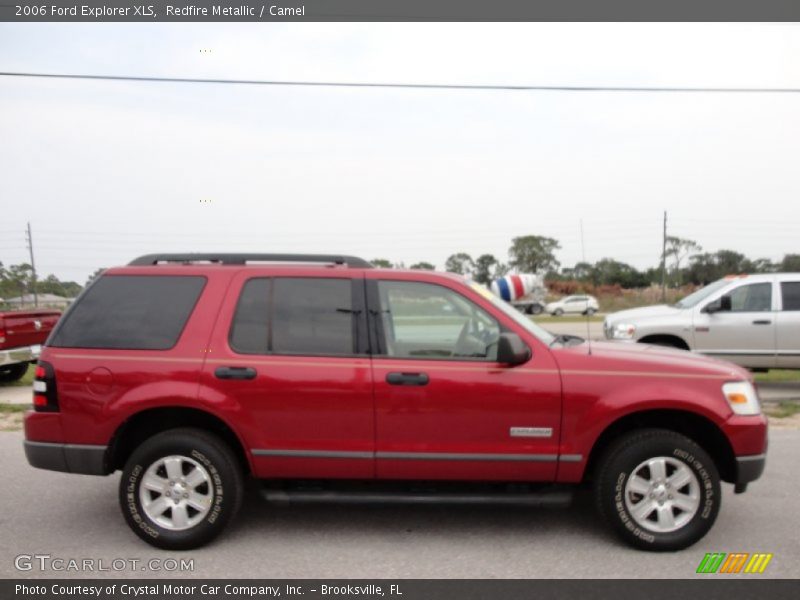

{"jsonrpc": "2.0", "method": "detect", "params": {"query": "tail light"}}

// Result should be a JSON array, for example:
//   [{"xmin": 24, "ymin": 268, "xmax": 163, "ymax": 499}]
[
  {"xmin": 33, "ymin": 360, "xmax": 59, "ymax": 412},
  {"xmin": 0, "ymin": 326, "xmax": 5, "ymax": 344}
]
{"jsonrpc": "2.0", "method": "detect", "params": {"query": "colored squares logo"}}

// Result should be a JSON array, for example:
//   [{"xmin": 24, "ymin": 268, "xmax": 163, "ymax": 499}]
[{"xmin": 697, "ymin": 553, "xmax": 773, "ymax": 574}]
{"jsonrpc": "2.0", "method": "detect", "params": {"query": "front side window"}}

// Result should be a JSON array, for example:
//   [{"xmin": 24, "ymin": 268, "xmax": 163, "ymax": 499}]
[
  {"xmin": 377, "ymin": 281, "xmax": 500, "ymax": 360},
  {"xmin": 781, "ymin": 282, "xmax": 800, "ymax": 311},
  {"xmin": 230, "ymin": 277, "xmax": 356, "ymax": 356},
  {"xmin": 727, "ymin": 283, "xmax": 772, "ymax": 312}
]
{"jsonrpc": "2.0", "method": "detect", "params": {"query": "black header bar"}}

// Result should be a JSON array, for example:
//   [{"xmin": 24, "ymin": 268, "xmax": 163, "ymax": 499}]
[{"xmin": 4, "ymin": 0, "xmax": 800, "ymax": 22}]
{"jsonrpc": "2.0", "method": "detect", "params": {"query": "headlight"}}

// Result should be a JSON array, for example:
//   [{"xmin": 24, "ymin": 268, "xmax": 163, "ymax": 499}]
[
  {"xmin": 609, "ymin": 322, "xmax": 636, "ymax": 340},
  {"xmin": 722, "ymin": 381, "xmax": 761, "ymax": 416}
]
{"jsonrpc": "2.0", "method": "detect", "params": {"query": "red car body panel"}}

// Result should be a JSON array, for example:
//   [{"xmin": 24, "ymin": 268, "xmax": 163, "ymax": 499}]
[
  {"xmin": 24, "ymin": 265, "xmax": 768, "ymax": 486},
  {"xmin": 0, "ymin": 309, "xmax": 60, "ymax": 350}
]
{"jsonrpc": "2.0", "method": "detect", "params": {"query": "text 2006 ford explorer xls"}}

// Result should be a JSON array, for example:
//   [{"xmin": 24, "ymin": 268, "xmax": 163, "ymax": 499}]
[{"xmin": 24, "ymin": 254, "xmax": 767, "ymax": 551}]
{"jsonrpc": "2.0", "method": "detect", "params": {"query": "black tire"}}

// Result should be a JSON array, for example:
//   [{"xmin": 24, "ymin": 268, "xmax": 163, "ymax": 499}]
[
  {"xmin": 530, "ymin": 304, "xmax": 544, "ymax": 315},
  {"xmin": 119, "ymin": 428, "xmax": 243, "ymax": 550},
  {"xmin": 553, "ymin": 308, "xmax": 564, "ymax": 316},
  {"xmin": 594, "ymin": 429, "xmax": 720, "ymax": 551},
  {"xmin": 585, "ymin": 308, "xmax": 597, "ymax": 316},
  {"xmin": 0, "ymin": 363, "xmax": 29, "ymax": 383}
]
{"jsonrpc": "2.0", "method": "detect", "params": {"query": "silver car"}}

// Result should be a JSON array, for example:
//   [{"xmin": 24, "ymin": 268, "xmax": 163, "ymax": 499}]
[{"xmin": 604, "ymin": 273, "xmax": 800, "ymax": 369}]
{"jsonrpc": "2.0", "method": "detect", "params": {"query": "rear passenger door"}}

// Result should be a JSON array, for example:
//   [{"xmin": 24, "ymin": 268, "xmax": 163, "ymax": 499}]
[
  {"xmin": 203, "ymin": 272, "xmax": 374, "ymax": 479},
  {"xmin": 776, "ymin": 280, "xmax": 800, "ymax": 368}
]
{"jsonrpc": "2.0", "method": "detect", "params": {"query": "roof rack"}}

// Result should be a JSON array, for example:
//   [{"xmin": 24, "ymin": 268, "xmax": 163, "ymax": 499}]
[{"xmin": 128, "ymin": 253, "xmax": 373, "ymax": 268}]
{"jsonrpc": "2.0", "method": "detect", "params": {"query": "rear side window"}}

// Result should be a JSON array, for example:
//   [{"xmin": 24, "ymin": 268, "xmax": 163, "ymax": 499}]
[
  {"xmin": 782, "ymin": 282, "xmax": 800, "ymax": 311},
  {"xmin": 230, "ymin": 277, "xmax": 356, "ymax": 356},
  {"xmin": 49, "ymin": 275, "xmax": 205, "ymax": 350}
]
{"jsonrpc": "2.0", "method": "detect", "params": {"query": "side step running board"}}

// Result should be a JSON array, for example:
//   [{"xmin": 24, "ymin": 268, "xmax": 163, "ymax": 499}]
[{"xmin": 261, "ymin": 488, "xmax": 573, "ymax": 508}]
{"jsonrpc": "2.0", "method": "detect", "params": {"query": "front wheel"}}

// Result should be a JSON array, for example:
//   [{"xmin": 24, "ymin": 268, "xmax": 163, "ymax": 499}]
[
  {"xmin": 553, "ymin": 308, "xmax": 564, "ymax": 316},
  {"xmin": 119, "ymin": 428, "xmax": 243, "ymax": 550},
  {"xmin": 594, "ymin": 429, "xmax": 720, "ymax": 551}
]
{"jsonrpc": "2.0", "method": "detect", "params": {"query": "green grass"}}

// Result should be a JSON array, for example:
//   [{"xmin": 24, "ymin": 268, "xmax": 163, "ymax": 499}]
[
  {"xmin": 532, "ymin": 315, "xmax": 604, "ymax": 324},
  {"xmin": 0, "ymin": 403, "xmax": 28, "ymax": 413},
  {"xmin": 0, "ymin": 364, "xmax": 34, "ymax": 387},
  {"xmin": 753, "ymin": 370, "xmax": 800, "ymax": 383},
  {"xmin": 763, "ymin": 401, "xmax": 800, "ymax": 419}
]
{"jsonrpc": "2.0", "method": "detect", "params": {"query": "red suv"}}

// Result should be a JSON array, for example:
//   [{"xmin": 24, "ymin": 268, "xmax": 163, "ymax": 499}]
[{"xmin": 24, "ymin": 254, "xmax": 767, "ymax": 551}]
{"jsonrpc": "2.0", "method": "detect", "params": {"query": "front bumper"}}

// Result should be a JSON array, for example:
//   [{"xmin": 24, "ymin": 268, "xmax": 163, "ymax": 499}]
[
  {"xmin": 0, "ymin": 344, "xmax": 41, "ymax": 367},
  {"xmin": 24, "ymin": 440, "xmax": 108, "ymax": 475}
]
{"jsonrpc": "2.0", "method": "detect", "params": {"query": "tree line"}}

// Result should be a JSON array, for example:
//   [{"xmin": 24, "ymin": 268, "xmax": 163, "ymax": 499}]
[
  {"xmin": 373, "ymin": 235, "xmax": 800, "ymax": 288},
  {"xmin": 0, "ymin": 262, "xmax": 83, "ymax": 301}
]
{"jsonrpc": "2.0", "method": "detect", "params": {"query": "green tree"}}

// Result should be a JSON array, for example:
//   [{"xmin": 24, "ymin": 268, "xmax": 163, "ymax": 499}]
[
  {"xmin": 508, "ymin": 235, "xmax": 560, "ymax": 274},
  {"xmin": 409, "ymin": 262, "xmax": 435, "ymax": 270},
  {"xmin": 444, "ymin": 253, "xmax": 474, "ymax": 276},
  {"xmin": 6, "ymin": 263, "xmax": 33, "ymax": 298},
  {"xmin": 750, "ymin": 258, "xmax": 776, "ymax": 274},
  {"xmin": 370, "ymin": 259, "xmax": 393, "ymax": 269},
  {"xmin": 664, "ymin": 236, "xmax": 702, "ymax": 286},
  {"xmin": 590, "ymin": 258, "xmax": 647, "ymax": 288},
  {"xmin": 781, "ymin": 254, "xmax": 800, "ymax": 271},
  {"xmin": 473, "ymin": 254, "xmax": 499, "ymax": 285},
  {"xmin": 85, "ymin": 268, "xmax": 106, "ymax": 287}
]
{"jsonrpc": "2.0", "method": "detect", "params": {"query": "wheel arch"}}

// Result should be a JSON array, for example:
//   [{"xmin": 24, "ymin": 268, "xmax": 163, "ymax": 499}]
[
  {"xmin": 638, "ymin": 334, "xmax": 690, "ymax": 350},
  {"xmin": 583, "ymin": 409, "xmax": 736, "ymax": 484},
  {"xmin": 106, "ymin": 406, "xmax": 252, "ymax": 475}
]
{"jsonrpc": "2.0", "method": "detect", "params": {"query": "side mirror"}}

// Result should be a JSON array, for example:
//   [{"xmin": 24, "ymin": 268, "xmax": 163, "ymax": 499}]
[
  {"xmin": 497, "ymin": 332, "xmax": 531, "ymax": 366},
  {"xmin": 703, "ymin": 295, "xmax": 731, "ymax": 314}
]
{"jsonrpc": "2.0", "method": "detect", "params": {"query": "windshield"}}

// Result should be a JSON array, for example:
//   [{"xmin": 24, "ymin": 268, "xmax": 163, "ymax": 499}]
[
  {"xmin": 673, "ymin": 279, "xmax": 730, "ymax": 309},
  {"xmin": 465, "ymin": 281, "xmax": 556, "ymax": 345}
]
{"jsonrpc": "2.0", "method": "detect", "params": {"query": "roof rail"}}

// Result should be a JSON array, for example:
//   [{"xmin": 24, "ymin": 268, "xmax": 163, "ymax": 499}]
[{"xmin": 128, "ymin": 253, "xmax": 373, "ymax": 268}]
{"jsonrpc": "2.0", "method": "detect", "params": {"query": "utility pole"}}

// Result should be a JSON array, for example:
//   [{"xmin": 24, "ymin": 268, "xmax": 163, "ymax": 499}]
[
  {"xmin": 660, "ymin": 211, "xmax": 667, "ymax": 303},
  {"xmin": 26, "ymin": 222, "xmax": 38, "ymax": 308}
]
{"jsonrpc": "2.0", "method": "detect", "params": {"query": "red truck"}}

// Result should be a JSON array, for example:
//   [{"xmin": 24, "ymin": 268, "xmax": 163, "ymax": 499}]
[
  {"xmin": 0, "ymin": 309, "xmax": 61, "ymax": 382},
  {"xmin": 23, "ymin": 254, "xmax": 767, "ymax": 551}
]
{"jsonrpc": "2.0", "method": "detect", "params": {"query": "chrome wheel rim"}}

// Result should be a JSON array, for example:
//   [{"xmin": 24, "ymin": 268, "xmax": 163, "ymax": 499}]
[
  {"xmin": 624, "ymin": 456, "xmax": 701, "ymax": 533},
  {"xmin": 139, "ymin": 455, "xmax": 214, "ymax": 531}
]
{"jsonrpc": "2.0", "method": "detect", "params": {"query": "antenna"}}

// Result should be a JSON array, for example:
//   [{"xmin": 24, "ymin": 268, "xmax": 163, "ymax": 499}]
[{"xmin": 580, "ymin": 219, "xmax": 592, "ymax": 356}]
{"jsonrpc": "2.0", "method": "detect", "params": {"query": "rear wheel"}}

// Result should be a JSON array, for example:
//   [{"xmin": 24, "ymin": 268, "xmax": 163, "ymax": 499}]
[
  {"xmin": 595, "ymin": 429, "xmax": 720, "ymax": 551},
  {"xmin": 530, "ymin": 304, "xmax": 544, "ymax": 315},
  {"xmin": 119, "ymin": 428, "xmax": 243, "ymax": 550},
  {"xmin": 0, "ymin": 363, "xmax": 29, "ymax": 383}
]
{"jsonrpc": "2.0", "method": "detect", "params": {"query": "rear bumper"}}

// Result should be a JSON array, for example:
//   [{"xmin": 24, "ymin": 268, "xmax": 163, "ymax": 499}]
[
  {"xmin": 24, "ymin": 440, "xmax": 108, "ymax": 475},
  {"xmin": 733, "ymin": 453, "xmax": 766, "ymax": 493},
  {"xmin": 0, "ymin": 344, "xmax": 41, "ymax": 367}
]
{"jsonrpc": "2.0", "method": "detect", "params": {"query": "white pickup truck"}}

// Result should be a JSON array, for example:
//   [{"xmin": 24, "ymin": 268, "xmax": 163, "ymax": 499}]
[{"xmin": 603, "ymin": 273, "xmax": 800, "ymax": 370}]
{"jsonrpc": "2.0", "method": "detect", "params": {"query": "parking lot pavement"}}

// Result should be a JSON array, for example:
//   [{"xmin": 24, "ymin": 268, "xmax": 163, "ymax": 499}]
[
  {"xmin": 0, "ymin": 429, "xmax": 797, "ymax": 579},
  {"xmin": 0, "ymin": 385, "xmax": 31, "ymax": 405}
]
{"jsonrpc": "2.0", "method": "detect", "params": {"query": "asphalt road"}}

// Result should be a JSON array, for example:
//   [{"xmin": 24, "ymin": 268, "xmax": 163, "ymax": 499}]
[{"xmin": 0, "ymin": 430, "xmax": 797, "ymax": 580}]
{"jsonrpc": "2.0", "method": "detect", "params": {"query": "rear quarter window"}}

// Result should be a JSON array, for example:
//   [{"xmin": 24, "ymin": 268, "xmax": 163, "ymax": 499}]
[{"xmin": 49, "ymin": 275, "xmax": 206, "ymax": 350}]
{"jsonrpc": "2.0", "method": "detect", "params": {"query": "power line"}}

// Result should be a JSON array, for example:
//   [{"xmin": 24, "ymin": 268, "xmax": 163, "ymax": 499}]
[{"xmin": 2, "ymin": 71, "xmax": 800, "ymax": 93}]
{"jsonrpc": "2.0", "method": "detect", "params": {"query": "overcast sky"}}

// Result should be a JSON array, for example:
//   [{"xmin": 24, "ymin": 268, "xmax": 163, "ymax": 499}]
[{"xmin": 1, "ymin": 23, "xmax": 799, "ymax": 284}]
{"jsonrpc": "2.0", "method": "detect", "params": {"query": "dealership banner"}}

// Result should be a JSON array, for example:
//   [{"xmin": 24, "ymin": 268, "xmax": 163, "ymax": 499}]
[
  {"xmin": 3, "ymin": 580, "xmax": 800, "ymax": 600},
  {"xmin": 5, "ymin": 0, "xmax": 800, "ymax": 22}
]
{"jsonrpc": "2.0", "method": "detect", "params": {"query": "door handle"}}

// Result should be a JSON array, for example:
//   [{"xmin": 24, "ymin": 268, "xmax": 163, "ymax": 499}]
[
  {"xmin": 752, "ymin": 320, "xmax": 772, "ymax": 325},
  {"xmin": 215, "ymin": 366, "xmax": 257, "ymax": 380},
  {"xmin": 386, "ymin": 372, "xmax": 429, "ymax": 386}
]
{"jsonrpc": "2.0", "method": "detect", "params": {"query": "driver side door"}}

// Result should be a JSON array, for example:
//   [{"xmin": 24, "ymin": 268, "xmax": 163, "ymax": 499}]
[{"xmin": 368, "ymin": 278, "xmax": 562, "ymax": 482}]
